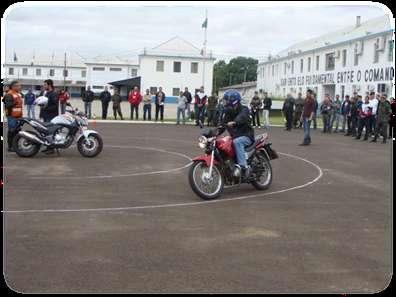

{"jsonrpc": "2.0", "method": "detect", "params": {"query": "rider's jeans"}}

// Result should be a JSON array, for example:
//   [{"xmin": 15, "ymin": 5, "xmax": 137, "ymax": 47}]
[{"xmin": 233, "ymin": 136, "xmax": 252, "ymax": 168}]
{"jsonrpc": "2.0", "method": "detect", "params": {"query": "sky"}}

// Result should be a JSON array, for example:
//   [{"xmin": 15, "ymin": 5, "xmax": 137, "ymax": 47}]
[{"xmin": 2, "ymin": 3, "xmax": 390, "ymax": 63}]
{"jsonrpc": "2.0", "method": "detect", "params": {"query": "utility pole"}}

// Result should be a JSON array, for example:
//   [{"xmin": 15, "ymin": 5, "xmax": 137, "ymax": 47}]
[{"xmin": 202, "ymin": 9, "xmax": 208, "ymax": 89}]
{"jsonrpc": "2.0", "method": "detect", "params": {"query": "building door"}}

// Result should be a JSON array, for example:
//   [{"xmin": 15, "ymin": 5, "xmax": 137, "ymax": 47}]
[{"xmin": 322, "ymin": 84, "xmax": 335, "ymax": 100}]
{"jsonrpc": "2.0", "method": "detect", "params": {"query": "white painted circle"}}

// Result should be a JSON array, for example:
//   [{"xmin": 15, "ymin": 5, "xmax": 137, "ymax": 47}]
[{"xmin": 3, "ymin": 152, "xmax": 323, "ymax": 214}]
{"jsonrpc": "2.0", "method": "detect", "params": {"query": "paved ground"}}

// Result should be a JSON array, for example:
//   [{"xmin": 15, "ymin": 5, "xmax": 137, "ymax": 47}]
[{"xmin": 3, "ymin": 123, "xmax": 392, "ymax": 293}]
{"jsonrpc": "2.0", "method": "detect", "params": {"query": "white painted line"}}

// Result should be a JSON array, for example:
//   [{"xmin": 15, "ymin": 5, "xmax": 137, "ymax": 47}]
[{"xmin": 2, "ymin": 152, "xmax": 323, "ymax": 214}]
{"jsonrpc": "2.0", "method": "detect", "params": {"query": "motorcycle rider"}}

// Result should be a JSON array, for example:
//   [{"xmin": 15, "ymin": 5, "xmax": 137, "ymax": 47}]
[
  {"xmin": 3, "ymin": 80, "xmax": 23, "ymax": 152},
  {"xmin": 219, "ymin": 89, "xmax": 254, "ymax": 180}
]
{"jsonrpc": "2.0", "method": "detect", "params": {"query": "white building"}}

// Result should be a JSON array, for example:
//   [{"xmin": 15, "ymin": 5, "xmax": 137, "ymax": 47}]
[
  {"xmin": 257, "ymin": 15, "xmax": 395, "ymax": 102},
  {"xmin": 138, "ymin": 36, "xmax": 215, "ymax": 102},
  {"xmin": 2, "ymin": 36, "xmax": 215, "ymax": 100},
  {"xmin": 218, "ymin": 81, "xmax": 257, "ymax": 105}
]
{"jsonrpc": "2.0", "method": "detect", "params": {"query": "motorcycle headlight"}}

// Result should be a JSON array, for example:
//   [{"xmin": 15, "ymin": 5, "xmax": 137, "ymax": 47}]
[{"xmin": 198, "ymin": 136, "xmax": 207, "ymax": 149}]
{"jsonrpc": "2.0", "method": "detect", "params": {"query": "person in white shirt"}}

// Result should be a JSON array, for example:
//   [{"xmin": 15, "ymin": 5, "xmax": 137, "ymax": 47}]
[{"xmin": 368, "ymin": 91, "xmax": 379, "ymax": 136}]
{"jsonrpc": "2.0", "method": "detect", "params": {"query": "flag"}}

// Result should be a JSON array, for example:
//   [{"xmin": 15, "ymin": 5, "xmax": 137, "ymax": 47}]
[
  {"xmin": 202, "ymin": 17, "xmax": 207, "ymax": 28},
  {"xmin": 13, "ymin": 51, "xmax": 17, "ymax": 62}
]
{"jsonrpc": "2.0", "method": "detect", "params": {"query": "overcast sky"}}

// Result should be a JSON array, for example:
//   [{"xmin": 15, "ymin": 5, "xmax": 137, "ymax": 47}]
[{"xmin": 3, "ymin": 3, "xmax": 389, "ymax": 63}]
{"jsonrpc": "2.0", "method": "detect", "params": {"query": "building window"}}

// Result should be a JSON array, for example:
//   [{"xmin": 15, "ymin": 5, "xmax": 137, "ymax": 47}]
[
  {"xmin": 307, "ymin": 57, "xmax": 311, "ymax": 72},
  {"xmin": 325, "ymin": 53, "xmax": 335, "ymax": 71},
  {"xmin": 131, "ymin": 69, "xmax": 137, "ymax": 77},
  {"xmin": 291, "ymin": 60, "xmax": 294, "ymax": 74},
  {"xmin": 110, "ymin": 67, "xmax": 122, "ymax": 71},
  {"xmin": 191, "ymin": 62, "xmax": 198, "ymax": 73},
  {"xmin": 354, "ymin": 52, "xmax": 359, "ymax": 66},
  {"xmin": 150, "ymin": 87, "xmax": 157, "ymax": 95},
  {"xmin": 92, "ymin": 85, "xmax": 104, "ymax": 90},
  {"xmin": 49, "ymin": 69, "xmax": 55, "ymax": 76},
  {"xmin": 300, "ymin": 59, "xmax": 303, "ymax": 73},
  {"xmin": 342, "ymin": 49, "xmax": 347, "ymax": 67},
  {"xmin": 173, "ymin": 61, "xmax": 181, "ymax": 73},
  {"xmin": 63, "ymin": 69, "xmax": 68, "ymax": 77},
  {"xmin": 388, "ymin": 40, "xmax": 394, "ymax": 62},
  {"xmin": 315, "ymin": 55, "xmax": 320, "ymax": 71},
  {"xmin": 156, "ymin": 60, "xmax": 164, "ymax": 72},
  {"xmin": 81, "ymin": 70, "xmax": 86, "ymax": 78},
  {"xmin": 36, "ymin": 68, "xmax": 41, "ymax": 76},
  {"xmin": 8, "ymin": 67, "xmax": 14, "ymax": 75},
  {"xmin": 377, "ymin": 83, "xmax": 386, "ymax": 94},
  {"xmin": 92, "ymin": 67, "xmax": 105, "ymax": 71},
  {"xmin": 22, "ymin": 68, "xmax": 28, "ymax": 75},
  {"xmin": 172, "ymin": 88, "xmax": 180, "ymax": 96}
]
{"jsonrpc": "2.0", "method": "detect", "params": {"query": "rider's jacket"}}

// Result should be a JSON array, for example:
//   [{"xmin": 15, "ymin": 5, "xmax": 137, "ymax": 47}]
[
  {"xmin": 4, "ymin": 90, "xmax": 23, "ymax": 118},
  {"xmin": 220, "ymin": 103, "xmax": 255, "ymax": 141}
]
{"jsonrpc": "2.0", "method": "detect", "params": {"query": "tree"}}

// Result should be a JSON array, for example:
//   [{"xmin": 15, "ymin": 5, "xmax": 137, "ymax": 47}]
[{"xmin": 213, "ymin": 56, "xmax": 258, "ymax": 94}]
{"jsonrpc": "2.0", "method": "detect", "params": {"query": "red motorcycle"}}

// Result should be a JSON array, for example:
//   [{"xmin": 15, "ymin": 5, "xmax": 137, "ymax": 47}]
[{"xmin": 189, "ymin": 126, "xmax": 279, "ymax": 200}]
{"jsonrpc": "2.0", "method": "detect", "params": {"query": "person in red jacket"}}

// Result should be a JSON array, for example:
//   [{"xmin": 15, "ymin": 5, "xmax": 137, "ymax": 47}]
[
  {"xmin": 128, "ymin": 86, "xmax": 142, "ymax": 120},
  {"xmin": 58, "ymin": 88, "xmax": 70, "ymax": 114}
]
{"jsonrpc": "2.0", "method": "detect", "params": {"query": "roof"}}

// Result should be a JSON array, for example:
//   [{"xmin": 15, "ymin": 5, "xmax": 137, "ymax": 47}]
[
  {"xmin": 108, "ymin": 76, "xmax": 141, "ymax": 87},
  {"xmin": 85, "ymin": 55, "xmax": 138, "ymax": 66},
  {"xmin": 218, "ymin": 81, "xmax": 257, "ymax": 91},
  {"xmin": 140, "ymin": 36, "xmax": 215, "ymax": 59},
  {"xmin": 4, "ymin": 51, "xmax": 86, "ymax": 68},
  {"xmin": 264, "ymin": 15, "xmax": 393, "ymax": 62}
]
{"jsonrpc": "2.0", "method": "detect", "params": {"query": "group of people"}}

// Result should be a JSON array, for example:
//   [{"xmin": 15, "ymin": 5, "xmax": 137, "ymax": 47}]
[
  {"xmin": 281, "ymin": 89, "xmax": 395, "ymax": 145},
  {"xmin": 249, "ymin": 90, "xmax": 272, "ymax": 129},
  {"xmin": 3, "ymin": 79, "xmax": 60, "ymax": 152}
]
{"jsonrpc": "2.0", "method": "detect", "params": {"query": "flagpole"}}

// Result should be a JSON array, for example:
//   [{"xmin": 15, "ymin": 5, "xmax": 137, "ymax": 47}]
[{"xmin": 202, "ymin": 9, "xmax": 207, "ymax": 90}]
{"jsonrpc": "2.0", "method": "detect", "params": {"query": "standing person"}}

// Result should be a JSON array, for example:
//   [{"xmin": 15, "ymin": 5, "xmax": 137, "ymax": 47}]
[
  {"xmin": 368, "ymin": 91, "xmax": 379, "ymax": 136},
  {"xmin": 348, "ymin": 96, "xmax": 359, "ymax": 137},
  {"xmin": 299, "ymin": 89, "xmax": 315, "ymax": 146},
  {"xmin": 356, "ymin": 96, "xmax": 372, "ymax": 140},
  {"xmin": 320, "ymin": 94, "xmax": 333, "ymax": 133},
  {"xmin": 250, "ymin": 91, "xmax": 262, "ymax": 128},
  {"xmin": 99, "ymin": 86, "xmax": 111, "ymax": 119},
  {"xmin": 206, "ymin": 95, "xmax": 218, "ymax": 126},
  {"xmin": 58, "ymin": 88, "xmax": 70, "ymax": 115},
  {"xmin": 82, "ymin": 86, "xmax": 94, "ymax": 119},
  {"xmin": 3, "ymin": 80, "xmax": 23, "ymax": 151},
  {"xmin": 331, "ymin": 94, "xmax": 342, "ymax": 132},
  {"xmin": 293, "ymin": 92, "xmax": 305, "ymax": 128},
  {"xmin": 176, "ymin": 91, "xmax": 187, "ymax": 125},
  {"xmin": 371, "ymin": 94, "xmax": 391, "ymax": 143},
  {"xmin": 312, "ymin": 93, "xmax": 319, "ymax": 130},
  {"xmin": 282, "ymin": 94, "xmax": 295, "ymax": 131},
  {"xmin": 262, "ymin": 92, "xmax": 272, "ymax": 129},
  {"xmin": 195, "ymin": 86, "xmax": 207, "ymax": 126},
  {"xmin": 389, "ymin": 97, "xmax": 395, "ymax": 140},
  {"xmin": 155, "ymin": 87, "xmax": 165, "ymax": 122},
  {"xmin": 340, "ymin": 95, "xmax": 351, "ymax": 133},
  {"xmin": 128, "ymin": 86, "xmax": 142, "ymax": 120},
  {"xmin": 111, "ymin": 88, "xmax": 123, "ymax": 120},
  {"xmin": 142, "ymin": 89, "xmax": 152, "ymax": 121},
  {"xmin": 41, "ymin": 79, "xmax": 59, "ymax": 123},
  {"xmin": 183, "ymin": 87, "xmax": 193, "ymax": 120},
  {"xmin": 258, "ymin": 89, "xmax": 265, "ymax": 123},
  {"xmin": 24, "ymin": 88, "xmax": 36, "ymax": 119}
]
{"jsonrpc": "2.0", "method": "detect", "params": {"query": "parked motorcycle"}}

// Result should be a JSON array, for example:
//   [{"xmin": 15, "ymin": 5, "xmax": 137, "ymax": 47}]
[
  {"xmin": 189, "ymin": 125, "xmax": 278, "ymax": 200},
  {"xmin": 12, "ymin": 104, "xmax": 103, "ymax": 158}
]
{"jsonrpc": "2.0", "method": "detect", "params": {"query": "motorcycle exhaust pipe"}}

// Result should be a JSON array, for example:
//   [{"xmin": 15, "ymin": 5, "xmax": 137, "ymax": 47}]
[{"xmin": 19, "ymin": 131, "xmax": 49, "ymax": 145}]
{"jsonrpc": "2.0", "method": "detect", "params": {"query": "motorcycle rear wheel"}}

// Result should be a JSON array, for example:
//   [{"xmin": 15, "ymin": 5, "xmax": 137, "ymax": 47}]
[
  {"xmin": 13, "ymin": 134, "xmax": 41, "ymax": 158},
  {"xmin": 251, "ymin": 153, "xmax": 273, "ymax": 190},
  {"xmin": 188, "ymin": 161, "xmax": 224, "ymax": 200}
]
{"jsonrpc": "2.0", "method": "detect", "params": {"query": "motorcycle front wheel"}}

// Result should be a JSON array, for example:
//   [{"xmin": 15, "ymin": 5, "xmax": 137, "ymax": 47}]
[
  {"xmin": 77, "ymin": 134, "xmax": 103, "ymax": 157},
  {"xmin": 188, "ymin": 160, "xmax": 224, "ymax": 200},
  {"xmin": 13, "ymin": 134, "xmax": 41, "ymax": 158}
]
